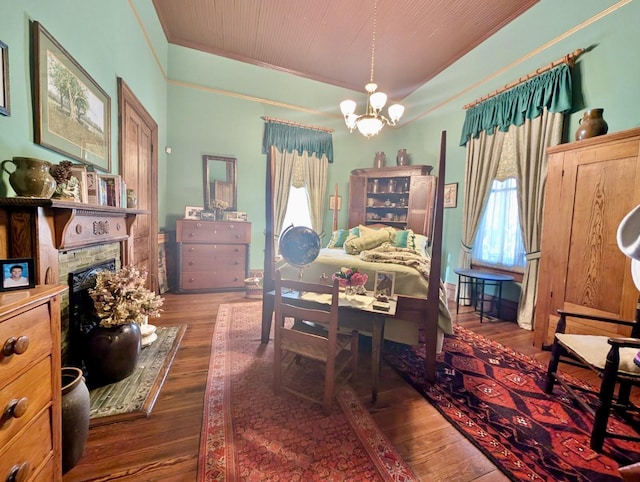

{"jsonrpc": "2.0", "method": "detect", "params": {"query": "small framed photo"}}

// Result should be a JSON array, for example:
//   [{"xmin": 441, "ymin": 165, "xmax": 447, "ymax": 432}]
[
  {"xmin": 184, "ymin": 205, "xmax": 204, "ymax": 220},
  {"xmin": 70, "ymin": 165, "xmax": 89, "ymax": 203},
  {"xmin": 225, "ymin": 211, "xmax": 248, "ymax": 221},
  {"xmin": 200, "ymin": 211, "xmax": 217, "ymax": 220},
  {"xmin": 374, "ymin": 271, "xmax": 395, "ymax": 299},
  {"xmin": 1, "ymin": 259, "xmax": 36, "ymax": 291},
  {"xmin": 444, "ymin": 183, "xmax": 458, "ymax": 208}
]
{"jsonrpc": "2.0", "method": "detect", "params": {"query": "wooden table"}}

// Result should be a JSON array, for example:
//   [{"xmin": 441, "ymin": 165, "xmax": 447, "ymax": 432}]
[
  {"xmin": 263, "ymin": 289, "xmax": 397, "ymax": 403},
  {"xmin": 454, "ymin": 268, "xmax": 514, "ymax": 322}
]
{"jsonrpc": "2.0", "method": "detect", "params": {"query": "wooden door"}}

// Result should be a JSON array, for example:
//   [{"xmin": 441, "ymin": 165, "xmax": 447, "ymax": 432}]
[
  {"xmin": 534, "ymin": 129, "xmax": 640, "ymax": 347},
  {"xmin": 347, "ymin": 175, "xmax": 366, "ymax": 228},
  {"xmin": 407, "ymin": 175, "xmax": 435, "ymax": 239},
  {"xmin": 118, "ymin": 78, "xmax": 159, "ymax": 292}
]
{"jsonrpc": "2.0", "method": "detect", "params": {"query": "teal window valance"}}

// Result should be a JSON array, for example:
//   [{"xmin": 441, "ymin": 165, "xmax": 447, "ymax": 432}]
[
  {"xmin": 262, "ymin": 121, "xmax": 334, "ymax": 163},
  {"xmin": 459, "ymin": 63, "xmax": 572, "ymax": 147}
]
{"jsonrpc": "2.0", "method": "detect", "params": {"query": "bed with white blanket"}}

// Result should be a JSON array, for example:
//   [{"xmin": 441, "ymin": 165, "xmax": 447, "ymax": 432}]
[{"xmin": 276, "ymin": 237, "xmax": 453, "ymax": 351}]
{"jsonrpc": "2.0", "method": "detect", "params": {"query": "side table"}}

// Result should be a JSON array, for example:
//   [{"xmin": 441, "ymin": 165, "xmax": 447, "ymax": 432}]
[{"xmin": 454, "ymin": 268, "xmax": 514, "ymax": 322}]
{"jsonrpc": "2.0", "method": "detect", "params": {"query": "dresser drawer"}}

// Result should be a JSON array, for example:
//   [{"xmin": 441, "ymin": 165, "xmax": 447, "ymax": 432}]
[
  {"xmin": 0, "ymin": 357, "xmax": 52, "ymax": 448},
  {"xmin": 177, "ymin": 219, "xmax": 251, "ymax": 243},
  {"xmin": 182, "ymin": 244, "xmax": 246, "ymax": 270},
  {"xmin": 0, "ymin": 304, "xmax": 52, "ymax": 385},
  {"xmin": 0, "ymin": 410, "xmax": 52, "ymax": 482},
  {"xmin": 181, "ymin": 269, "xmax": 246, "ymax": 289}
]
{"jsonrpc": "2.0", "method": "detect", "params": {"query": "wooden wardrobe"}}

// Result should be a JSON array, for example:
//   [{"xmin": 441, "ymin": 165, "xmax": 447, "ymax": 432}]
[{"xmin": 534, "ymin": 127, "xmax": 640, "ymax": 348}]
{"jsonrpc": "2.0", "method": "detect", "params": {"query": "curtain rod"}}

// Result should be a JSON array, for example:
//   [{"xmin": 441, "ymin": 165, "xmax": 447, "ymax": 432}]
[
  {"xmin": 463, "ymin": 48, "xmax": 585, "ymax": 110},
  {"xmin": 261, "ymin": 116, "xmax": 334, "ymax": 133}
]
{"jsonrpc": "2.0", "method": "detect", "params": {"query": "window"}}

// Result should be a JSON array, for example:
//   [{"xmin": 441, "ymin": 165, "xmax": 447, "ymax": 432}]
[
  {"xmin": 279, "ymin": 186, "xmax": 312, "ymax": 240},
  {"xmin": 472, "ymin": 177, "xmax": 525, "ymax": 270}
]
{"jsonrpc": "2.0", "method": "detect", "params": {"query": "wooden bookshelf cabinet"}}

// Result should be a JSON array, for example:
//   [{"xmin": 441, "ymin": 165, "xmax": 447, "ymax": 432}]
[{"xmin": 348, "ymin": 165, "xmax": 436, "ymax": 238}]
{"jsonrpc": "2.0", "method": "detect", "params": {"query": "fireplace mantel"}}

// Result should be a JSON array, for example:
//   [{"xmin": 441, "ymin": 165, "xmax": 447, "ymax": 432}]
[{"xmin": 0, "ymin": 197, "xmax": 148, "ymax": 284}]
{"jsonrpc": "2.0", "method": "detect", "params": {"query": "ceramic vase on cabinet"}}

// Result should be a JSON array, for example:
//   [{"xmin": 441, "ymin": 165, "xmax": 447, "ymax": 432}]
[
  {"xmin": 61, "ymin": 367, "xmax": 90, "ymax": 474},
  {"xmin": 84, "ymin": 322, "xmax": 141, "ymax": 387},
  {"xmin": 396, "ymin": 149, "xmax": 409, "ymax": 166},
  {"xmin": 1, "ymin": 157, "xmax": 57, "ymax": 198},
  {"xmin": 575, "ymin": 108, "xmax": 608, "ymax": 141},
  {"xmin": 373, "ymin": 152, "xmax": 386, "ymax": 168}
]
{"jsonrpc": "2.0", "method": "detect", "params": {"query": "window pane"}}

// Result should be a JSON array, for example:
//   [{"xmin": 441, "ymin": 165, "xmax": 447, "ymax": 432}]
[
  {"xmin": 279, "ymin": 186, "xmax": 312, "ymax": 239},
  {"xmin": 472, "ymin": 178, "xmax": 526, "ymax": 269}
]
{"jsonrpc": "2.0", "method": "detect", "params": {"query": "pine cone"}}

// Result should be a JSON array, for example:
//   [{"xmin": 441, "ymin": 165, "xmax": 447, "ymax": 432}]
[{"xmin": 51, "ymin": 160, "xmax": 74, "ymax": 183}]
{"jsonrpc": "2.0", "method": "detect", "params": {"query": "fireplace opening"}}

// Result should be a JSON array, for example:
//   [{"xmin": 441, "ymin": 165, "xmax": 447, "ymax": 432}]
[{"xmin": 68, "ymin": 258, "xmax": 116, "ymax": 369}]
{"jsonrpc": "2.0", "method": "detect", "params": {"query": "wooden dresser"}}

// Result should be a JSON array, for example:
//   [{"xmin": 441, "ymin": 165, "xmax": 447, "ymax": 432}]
[
  {"xmin": 0, "ymin": 284, "xmax": 67, "ymax": 482},
  {"xmin": 176, "ymin": 219, "xmax": 251, "ymax": 292}
]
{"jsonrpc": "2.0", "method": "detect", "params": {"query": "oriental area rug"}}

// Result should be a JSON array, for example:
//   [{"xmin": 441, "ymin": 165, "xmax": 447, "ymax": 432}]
[
  {"xmin": 89, "ymin": 325, "xmax": 186, "ymax": 426},
  {"xmin": 198, "ymin": 302, "xmax": 416, "ymax": 482},
  {"xmin": 383, "ymin": 325, "xmax": 640, "ymax": 482}
]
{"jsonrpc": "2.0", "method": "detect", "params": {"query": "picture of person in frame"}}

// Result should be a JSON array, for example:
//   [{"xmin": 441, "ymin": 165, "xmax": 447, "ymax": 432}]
[
  {"xmin": 4, "ymin": 263, "xmax": 29, "ymax": 288},
  {"xmin": 374, "ymin": 272, "xmax": 394, "ymax": 298}
]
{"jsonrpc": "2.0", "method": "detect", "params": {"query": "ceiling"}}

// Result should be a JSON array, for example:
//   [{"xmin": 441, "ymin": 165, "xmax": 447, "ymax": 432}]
[{"xmin": 152, "ymin": 0, "xmax": 539, "ymax": 101}]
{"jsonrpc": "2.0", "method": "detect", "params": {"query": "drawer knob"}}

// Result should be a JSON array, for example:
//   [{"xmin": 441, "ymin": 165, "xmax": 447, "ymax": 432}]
[
  {"xmin": 4, "ymin": 398, "xmax": 29, "ymax": 420},
  {"xmin": 2, "ymin": 336, "xmax": 29, "ymax": 357},
  {"xmin": 6, "ymin": 462, "xmax": 30, "ymax": 482}
]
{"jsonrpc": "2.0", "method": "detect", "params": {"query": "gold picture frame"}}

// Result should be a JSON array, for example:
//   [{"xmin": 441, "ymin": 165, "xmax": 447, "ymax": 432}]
[
  {"xmin": 32, "ymin": 22, "xmax": 111, "ymax": 172},
  {"xmin": 444, "ymin": 182, "xmax": 458, "ymax": 208}
]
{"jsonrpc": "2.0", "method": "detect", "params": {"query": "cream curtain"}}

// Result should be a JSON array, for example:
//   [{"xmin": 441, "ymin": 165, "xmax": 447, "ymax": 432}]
[
  {"xmin": 272, "ymin": 147, "xmax": 296, "ymax": 239},
  {"xmin": 458, "ymin": 130, "xmax": 504, "ymax": 303},
  {"xmin": 300, "ymin": 151, "xmax": 329, "ymax": 236},
  {"xmin": 512, "ymin": 110, "xmax": 564, "ymax": 329}
]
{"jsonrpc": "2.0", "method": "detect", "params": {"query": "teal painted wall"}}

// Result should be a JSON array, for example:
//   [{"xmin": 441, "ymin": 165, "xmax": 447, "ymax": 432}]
[
  {"xmin": 0, "ymin": 1, "xmax": 168, "ymax": 203},
  {"xmin": 1, "ymin": 0, "xmax": 639, "ymax": 281},
  {"xmin": 400, "ymin": 0, "xmax": 639, "ymax": 287}
]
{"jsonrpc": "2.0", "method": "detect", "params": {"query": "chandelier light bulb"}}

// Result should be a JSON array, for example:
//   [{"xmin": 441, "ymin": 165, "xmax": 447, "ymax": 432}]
[
  {"xmin": 356, "ymin": 116, "xmax": 384, "ymax": 138},
  {"xmin": 340, "ymin": 99, "xmax": 357, "ymax": 116},
  {"xmin": 388, "ymin": 103, "xmax": 405, "ymax": 122},
  {"xmin": 369, "ymin": 92, "xmax": 387, "ymax": 112}
]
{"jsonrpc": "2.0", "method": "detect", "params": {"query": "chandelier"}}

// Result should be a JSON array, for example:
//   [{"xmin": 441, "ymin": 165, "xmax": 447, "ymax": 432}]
[{"xmin": 339, "ymin": 0, "xmax": 404, "ymax": 138}]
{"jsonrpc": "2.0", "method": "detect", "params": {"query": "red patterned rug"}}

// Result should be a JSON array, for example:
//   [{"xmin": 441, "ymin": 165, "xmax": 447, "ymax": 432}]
[
  {"xmin": 383, "ymin": 325, "xmax": 640, "ymax": 482},
  {"xmin": 198, "ymin": 302, "xmax": 417, "ymax": 481}
]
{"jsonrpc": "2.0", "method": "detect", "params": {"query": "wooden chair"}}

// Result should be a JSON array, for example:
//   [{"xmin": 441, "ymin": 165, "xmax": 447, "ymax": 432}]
[
  {"xmin": 544, "ymin": 301, "xmax": 640, "ymax": 451},
  {"xmin": 273, "ymin": 269, "xmax": 358, "ymax": 413}
]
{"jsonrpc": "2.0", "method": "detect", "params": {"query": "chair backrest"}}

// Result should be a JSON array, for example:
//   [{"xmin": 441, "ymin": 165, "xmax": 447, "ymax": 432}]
[{"xmin": 274, "ymin": 269, "xmax": 340, "ymax": 347}]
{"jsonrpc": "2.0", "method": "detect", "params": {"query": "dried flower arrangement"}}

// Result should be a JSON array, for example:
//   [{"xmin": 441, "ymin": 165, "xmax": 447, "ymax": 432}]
[{"xmin": 88, "ymin": 266, "xmax": 164, "ymax": 328}]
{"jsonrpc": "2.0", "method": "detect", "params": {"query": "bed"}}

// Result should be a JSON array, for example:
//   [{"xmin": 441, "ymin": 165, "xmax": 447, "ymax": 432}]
[
  {"xmin": 275, "ymin": 236, "xmax": 453, "ymax": 349},
  {"xmin": 262, "ymin": 131, "xmax": 449, "ymax": 383}
]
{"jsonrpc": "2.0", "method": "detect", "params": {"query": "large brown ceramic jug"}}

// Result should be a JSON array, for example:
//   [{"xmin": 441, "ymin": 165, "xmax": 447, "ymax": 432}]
[
  {"xmin": 1, "ymin": 157, "xmax": 57, "ymax": 198},
  {"xmin": 575, "ymin": 108, "xmax": 609, "ymax": 141}
]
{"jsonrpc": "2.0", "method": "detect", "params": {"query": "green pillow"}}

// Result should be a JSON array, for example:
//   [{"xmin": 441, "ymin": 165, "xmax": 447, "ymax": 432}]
[
  {"xmin": 394, "ymin": 229, "xmax": 416, "ymax": 250},
  {"xmin": 326, "ymin": 227, "xmax": 360, "ymax": 248},
  {"xmin": 327, "ymin": 229, "xmax": 349, "ymax": 248}
]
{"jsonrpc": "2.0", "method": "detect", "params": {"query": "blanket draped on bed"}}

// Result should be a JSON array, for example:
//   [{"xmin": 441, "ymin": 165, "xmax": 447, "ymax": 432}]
[{"xmin": 360, "ymin": 243, "xmax": 452, "ymax": 334}]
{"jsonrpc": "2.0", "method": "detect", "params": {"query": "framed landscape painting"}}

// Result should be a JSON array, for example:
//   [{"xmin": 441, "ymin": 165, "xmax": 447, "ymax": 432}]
[{"xmin": 32, "ymin": 22, "xmax": 111, "ymax": 172}]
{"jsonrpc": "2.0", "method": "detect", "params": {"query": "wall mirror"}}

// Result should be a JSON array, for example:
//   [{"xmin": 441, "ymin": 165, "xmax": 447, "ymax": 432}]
[{"xmin": 203, "ymin": 154, "xmax": 237, "ymax": 211}]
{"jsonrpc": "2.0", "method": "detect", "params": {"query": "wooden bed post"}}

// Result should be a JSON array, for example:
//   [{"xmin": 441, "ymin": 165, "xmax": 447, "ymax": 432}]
[{"xmin": 424, "ymin": 131, "xmax": 447, "ymax": 383}]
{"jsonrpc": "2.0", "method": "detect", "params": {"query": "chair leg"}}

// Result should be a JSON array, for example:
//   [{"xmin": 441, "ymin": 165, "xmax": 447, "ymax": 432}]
[
  {"xmin": 351, "ymin": 330, "xmax": 359, "ymax": 379},
  {"xmin": 545, "ymin": 339, "xmax": 563, "ymax": 394},
  {"xmin": 591, "ymin": 350, "xmax": 620, "ymax": 452},
  {"xmin": 323, "ymin": 358, "xmax": 336, "ymax": 414}
]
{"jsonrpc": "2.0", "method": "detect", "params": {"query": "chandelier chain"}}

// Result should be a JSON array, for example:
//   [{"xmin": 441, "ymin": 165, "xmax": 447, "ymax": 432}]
[{"xmin": 369, "ymin": 0, "xmax": 377, "ymax": 83}]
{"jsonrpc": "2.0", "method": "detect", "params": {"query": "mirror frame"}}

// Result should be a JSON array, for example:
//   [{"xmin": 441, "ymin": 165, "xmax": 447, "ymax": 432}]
[{"xmin": 203, "ymin": 154, "xmax": 237, "ymax": 212}]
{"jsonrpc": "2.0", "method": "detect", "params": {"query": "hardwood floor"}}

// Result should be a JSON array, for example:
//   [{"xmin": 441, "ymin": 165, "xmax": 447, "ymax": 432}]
[{"xmin": 63, "ymin": 292, "xmax": 595, "ymax": 481}]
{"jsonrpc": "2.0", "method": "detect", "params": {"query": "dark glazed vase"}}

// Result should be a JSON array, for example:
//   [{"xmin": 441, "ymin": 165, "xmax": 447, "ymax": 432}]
[
  {"xmin": 84, "ymin": 322, "xmax": 141, "ymax": 387},
  {"xmin": 575, "ymin": 108, "xmax": 609, "ymax": 141},
  {"xmin": 61, "ymin": 367, "xmax": 90, "ymax": 474},
  {"xmin": 373, "ymin": 152, "xmax": 386, "ymax": 168},
  {"xmin": 1, "ymin": 157, "xmax": 57, "ymax": 198},
  {"xmin": 396, "ymin": 149, "xmax": 409, "ymax": 166}
]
